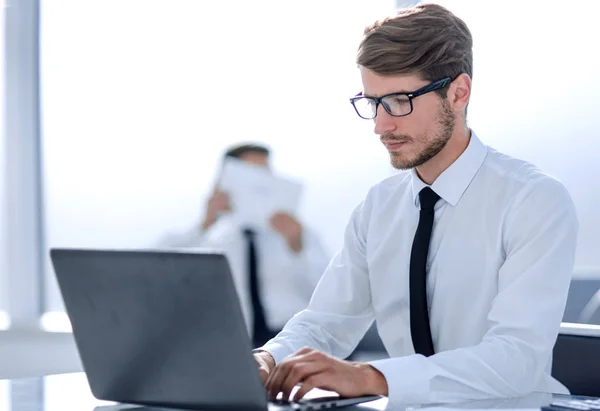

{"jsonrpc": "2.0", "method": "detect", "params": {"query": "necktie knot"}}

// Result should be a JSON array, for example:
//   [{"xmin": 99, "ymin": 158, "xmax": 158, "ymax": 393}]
[
  {"xmin": 243, "ymin": 228, "xmax": 256, "ymax": 238},
  {"xmin": 419, "ymin": 187, "xmax": 440, "ymax": 211}
]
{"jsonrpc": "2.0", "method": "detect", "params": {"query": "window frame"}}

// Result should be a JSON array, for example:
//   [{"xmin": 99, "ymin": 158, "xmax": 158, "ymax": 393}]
[{"xmin": 3, "ymin": 0, "xmax": 45, "ymax": 329}]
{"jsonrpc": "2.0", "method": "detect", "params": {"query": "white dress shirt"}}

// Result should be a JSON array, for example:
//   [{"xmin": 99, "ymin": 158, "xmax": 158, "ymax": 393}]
[
  {"xmin": 157, "ymin": 215, "xmax": 330, "ymax": 332},
  {"xmin": 262, "ymin": 132, "xmax": 578, "ymax": 406}
]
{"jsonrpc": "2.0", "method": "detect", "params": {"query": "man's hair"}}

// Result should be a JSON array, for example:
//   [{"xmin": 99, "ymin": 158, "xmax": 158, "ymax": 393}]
[
  {"xmin": 224, "ymin": 143, "xmax": 270, "ymax": 159},
  {"xmin": 356, "ymin": 3, "xmax": 473, "ymax": 97}
]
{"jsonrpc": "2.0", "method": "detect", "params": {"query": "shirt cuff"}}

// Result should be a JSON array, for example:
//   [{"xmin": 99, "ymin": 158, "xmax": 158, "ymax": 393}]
[
  {"xmin": 258, "ymin": 340, "xmax": 296, "ymax": 365},
  {"xmin": 369, "ymin": 355, "xmax": 431, "ymax": 406}
]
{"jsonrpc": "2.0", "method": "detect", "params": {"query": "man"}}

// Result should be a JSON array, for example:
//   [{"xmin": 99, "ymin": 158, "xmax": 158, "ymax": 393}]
[
  {"xmin": 253, "ymin": 3, "xmax": 578, "ymax": 406},
  {"xmin": 159, "ymin": 143, "xmax": 330, "ymax": 347}
]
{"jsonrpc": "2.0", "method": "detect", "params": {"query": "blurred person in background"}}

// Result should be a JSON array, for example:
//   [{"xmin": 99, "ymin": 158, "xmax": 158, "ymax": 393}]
[
  {"xmin": 252, "ymin": 3, "xmax": 578, "ymax": 406},
  {"xmin": 158, "ymin": 143, "xmax": 330, "ymax": 347}
]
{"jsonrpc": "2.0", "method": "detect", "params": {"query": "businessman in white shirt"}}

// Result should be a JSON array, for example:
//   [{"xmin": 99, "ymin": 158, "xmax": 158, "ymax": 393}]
[
  {"xmin": 159, "ymin": 143, "xmax": 330, "ymax": 347},
  {"xmin": 253, "ymin": 3, "xmax": 579, "ymax": 406}
]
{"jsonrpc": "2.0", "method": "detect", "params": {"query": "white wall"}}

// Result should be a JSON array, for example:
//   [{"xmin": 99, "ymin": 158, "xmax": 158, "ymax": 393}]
[
  {"xmin": 40, "ymin": 0, "xmax": 396, "ymax": 312},
  {"xmin": 435, "ymin": 0, "xmax": 600, "ymax": 268}
]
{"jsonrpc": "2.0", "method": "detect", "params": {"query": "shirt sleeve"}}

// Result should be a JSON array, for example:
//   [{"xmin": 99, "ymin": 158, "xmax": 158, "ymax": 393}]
[
  {"xmin": 262, "ymin": 196, "xmax": 376, "ymax": 363},
  {"xmin": 369, "ymin": 177, "xmax": 578, "ymax": 406}
]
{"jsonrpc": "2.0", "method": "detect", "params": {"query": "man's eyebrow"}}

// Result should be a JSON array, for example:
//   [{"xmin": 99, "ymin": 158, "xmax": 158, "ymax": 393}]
[{"xmin": 362, "ymin": 90, "xmax": 411, "ymax": 98}]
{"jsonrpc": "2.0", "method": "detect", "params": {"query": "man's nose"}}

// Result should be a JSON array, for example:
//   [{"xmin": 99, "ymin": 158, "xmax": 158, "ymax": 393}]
[{"xmin": 373, "ymin": 104, "xmax": 398, "ymax": 136}]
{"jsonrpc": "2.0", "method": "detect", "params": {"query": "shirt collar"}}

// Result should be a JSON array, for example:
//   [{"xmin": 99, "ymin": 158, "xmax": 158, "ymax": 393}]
[{"xmin": 411, "ymin": 131, "xmax": 488, "ymax": 208}]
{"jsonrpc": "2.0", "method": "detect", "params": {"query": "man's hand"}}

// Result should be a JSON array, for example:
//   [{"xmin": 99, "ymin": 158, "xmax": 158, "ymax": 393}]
[
  {"xmin": 265, "ymin": 347, "xmax": 388, "ymax": 402},
  {"xmin": 254, "ymin": 351, "xmax": 276, "ymax": 384},
  {"xmin": 270, "ymin": 212, "xmax": 303, "ymax": 253},
  {"xmin": 201, "ymin": 190, "xmax": 231, "ymax": 230}
]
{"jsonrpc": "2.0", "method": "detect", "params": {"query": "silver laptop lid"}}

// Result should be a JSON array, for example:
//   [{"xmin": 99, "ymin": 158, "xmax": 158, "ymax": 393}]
[{"xmin": 50, "ymin": 248, "xmax": 267, "ymax": 411}]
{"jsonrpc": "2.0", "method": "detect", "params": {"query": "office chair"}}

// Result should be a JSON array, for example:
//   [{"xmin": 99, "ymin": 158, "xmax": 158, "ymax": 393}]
[
  {"xmin": 349, "ymin": 324, "xmax": 387, "ymax": 362},
  {"xmin": 552, "ymin": 324, "xmax": 600, "ymax": 397},
  {"xmin": 578, "ymin": 289, "xmax": 600, "ymax": 325}
]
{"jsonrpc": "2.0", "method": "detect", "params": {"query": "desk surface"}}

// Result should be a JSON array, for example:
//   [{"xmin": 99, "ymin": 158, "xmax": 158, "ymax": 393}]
[{"xmin": 0, "ymin": 373, "xmax": 591, "ymax": 411}]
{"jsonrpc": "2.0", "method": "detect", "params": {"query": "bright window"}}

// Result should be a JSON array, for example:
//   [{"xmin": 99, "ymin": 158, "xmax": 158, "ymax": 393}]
[{"xmin": 40, "ymin": 0, "xmax": 395, "ymax": 326}]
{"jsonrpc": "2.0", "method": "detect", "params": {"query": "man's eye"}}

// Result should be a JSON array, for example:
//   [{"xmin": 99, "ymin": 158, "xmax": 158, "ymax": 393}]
[{"xmin": 392, "ymin": 97, "xmax": 410, "ymax": 104}]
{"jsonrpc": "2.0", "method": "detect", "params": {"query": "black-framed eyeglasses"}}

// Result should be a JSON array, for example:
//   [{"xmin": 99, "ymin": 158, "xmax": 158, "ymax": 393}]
[{"xmin": 349, "ymin": 77, "xmax": 452, "ymax": 120}]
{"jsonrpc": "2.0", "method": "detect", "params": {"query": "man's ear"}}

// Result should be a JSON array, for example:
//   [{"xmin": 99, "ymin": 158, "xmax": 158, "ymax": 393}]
[{"xmin": 449, "ymin": 73, "xmax": 471, "ymax": 113}]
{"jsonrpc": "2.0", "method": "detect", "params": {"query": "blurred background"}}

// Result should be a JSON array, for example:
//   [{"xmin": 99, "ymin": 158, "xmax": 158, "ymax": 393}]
[{"xmin": 2, "ymin": 0, "xmax": 600, "ymax": 381}]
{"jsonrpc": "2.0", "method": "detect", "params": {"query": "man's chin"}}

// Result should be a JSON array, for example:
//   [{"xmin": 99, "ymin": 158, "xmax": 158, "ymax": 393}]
[{"xmin": 390, "ymin": 154, "xmax": 415, "ymax": 170}]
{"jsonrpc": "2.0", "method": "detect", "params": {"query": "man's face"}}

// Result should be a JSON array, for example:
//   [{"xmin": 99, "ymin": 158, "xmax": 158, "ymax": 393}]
[
  {"xmin": 360, "ymin": 68, "xmax": 457, "ymax": 170},
  {"xmin": 239, "ymin": 151, "xmax": 269, "ymax": 168}
]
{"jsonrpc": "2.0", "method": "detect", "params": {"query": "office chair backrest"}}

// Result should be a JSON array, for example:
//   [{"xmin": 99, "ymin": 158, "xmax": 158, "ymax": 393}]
[
  {"xmin": 578, "ymin": 289, "xmax": 600, "ymax": 325},
  {"xmin": 552, "ymin": 323, "xmax": 600, "ymax": 397}
]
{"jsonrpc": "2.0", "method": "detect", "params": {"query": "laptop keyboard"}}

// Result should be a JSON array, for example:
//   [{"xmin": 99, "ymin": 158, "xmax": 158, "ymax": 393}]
[{"xmin": 269, "ymin": 396, "xmax": 342, "ymax": 410}]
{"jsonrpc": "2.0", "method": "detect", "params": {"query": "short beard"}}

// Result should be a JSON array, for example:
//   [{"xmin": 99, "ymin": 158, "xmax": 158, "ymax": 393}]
[{"xmin": 386, "ymin": 99, "xmax": 455, "ymax": 170}]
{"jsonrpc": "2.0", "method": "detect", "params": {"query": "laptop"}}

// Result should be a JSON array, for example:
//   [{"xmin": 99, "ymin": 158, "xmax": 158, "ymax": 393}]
[{"xmin": 50, "ymin": 248, "xmax": 383, "ymax": 410}]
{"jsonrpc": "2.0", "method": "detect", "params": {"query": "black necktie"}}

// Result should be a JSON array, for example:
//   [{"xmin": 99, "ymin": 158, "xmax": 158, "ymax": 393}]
[
  {"xmin": 409, "ymin": 187, "xmax": 440, "ymax": 357},
  {"xmin": 242, "ymin": 229, "xmax": 268, "ymax": 346}
]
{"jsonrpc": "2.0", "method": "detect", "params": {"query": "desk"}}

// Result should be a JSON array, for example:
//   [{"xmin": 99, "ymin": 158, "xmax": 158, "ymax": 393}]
[{"xmin": 0, "ymin": 373, "xmax": 593, "ymax": 411}]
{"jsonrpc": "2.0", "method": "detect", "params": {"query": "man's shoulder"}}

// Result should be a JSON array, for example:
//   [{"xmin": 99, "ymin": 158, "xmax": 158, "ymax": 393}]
[{"xmin": 483, "ymin": 147, "xmax": 573, "ymax": 208}]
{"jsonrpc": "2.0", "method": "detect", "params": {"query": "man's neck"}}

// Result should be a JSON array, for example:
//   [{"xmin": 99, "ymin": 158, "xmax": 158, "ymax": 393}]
[{"xmin": 415, "ymin": 127, "xmax": 471, "ymax": 185}]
